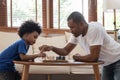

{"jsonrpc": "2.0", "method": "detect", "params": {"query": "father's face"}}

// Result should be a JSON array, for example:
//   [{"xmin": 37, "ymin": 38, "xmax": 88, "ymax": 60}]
[{"xmin": 67, "ymin": 19, "xmax": 83, "ymax": 37}]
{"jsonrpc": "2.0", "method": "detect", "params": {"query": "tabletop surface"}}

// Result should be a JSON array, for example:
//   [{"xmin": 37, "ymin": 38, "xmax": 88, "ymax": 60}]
[{"xmin": 13, "ymin": 60, "xmax": 104, "ymax": 66}]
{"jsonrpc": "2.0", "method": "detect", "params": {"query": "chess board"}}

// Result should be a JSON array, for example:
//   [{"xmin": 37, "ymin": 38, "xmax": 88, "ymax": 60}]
[{"xmin": 43, "ymin": 60, "xmax": 68, "ymax": 63}]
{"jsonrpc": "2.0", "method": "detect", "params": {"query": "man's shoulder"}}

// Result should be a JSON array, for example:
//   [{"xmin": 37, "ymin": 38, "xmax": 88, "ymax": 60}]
[
  {"xmin": 88, "ymin": 22, "xmax": 103, "ymax": 30},
  {"xmin": 89, "ymin": 22, "xmax": 102, "ymax": 26},
  {"xmin": 87, "ymin": 22, "xmax": 104, "ymax": 36}
]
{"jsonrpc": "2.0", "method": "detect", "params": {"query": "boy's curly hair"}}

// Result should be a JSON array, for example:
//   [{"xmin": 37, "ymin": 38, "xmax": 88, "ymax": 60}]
[{"xmin": 18, "ymin": 20, "xmax": 42, "ymax": 38}]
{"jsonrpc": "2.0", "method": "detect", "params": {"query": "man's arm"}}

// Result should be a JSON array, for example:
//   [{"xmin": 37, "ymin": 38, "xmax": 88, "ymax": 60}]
[
  {"xmin": 39, "ymin": 43, "xmax": 76, "ymax": 56},
  {"xmin": 73, "ymin": 45, "xmax": 101, "ymax": 62}
]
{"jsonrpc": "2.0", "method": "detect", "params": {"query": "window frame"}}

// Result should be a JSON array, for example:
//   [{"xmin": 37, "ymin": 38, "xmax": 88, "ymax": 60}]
[{"xmin": 7, "ymin": 0, "xmax": 42, "ymax": 28}]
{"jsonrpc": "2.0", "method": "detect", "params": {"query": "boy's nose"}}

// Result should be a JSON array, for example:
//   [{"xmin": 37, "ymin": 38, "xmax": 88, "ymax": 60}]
[{"xmin": 34, "ymin": 40, "xmax": 36, "ymax": 43}]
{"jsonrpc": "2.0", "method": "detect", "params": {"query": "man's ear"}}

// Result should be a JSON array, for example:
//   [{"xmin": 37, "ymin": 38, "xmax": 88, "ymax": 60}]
[
  {"xmin": 78, "ymin": 22, "xmax": 83, "ymax": 26},
  {"xmin": 79, "ymin": 21, "xmax": 84, "ymax": 26}
]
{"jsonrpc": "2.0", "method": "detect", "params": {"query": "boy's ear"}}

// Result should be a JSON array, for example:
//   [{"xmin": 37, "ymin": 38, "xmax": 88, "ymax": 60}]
[
  {"xmin": 17, "ymin": 32, "xmax": 20, "ymax": 36},
  {"xmin": 17, "ymin": 32, "xmax": 19, "ymax": 35}
]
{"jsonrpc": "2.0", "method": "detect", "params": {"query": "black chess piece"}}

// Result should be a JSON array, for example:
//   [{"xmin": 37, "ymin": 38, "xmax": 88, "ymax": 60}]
[{"xmin": 56, "ymin": 56, "xmax": 65, "ymax": 60}]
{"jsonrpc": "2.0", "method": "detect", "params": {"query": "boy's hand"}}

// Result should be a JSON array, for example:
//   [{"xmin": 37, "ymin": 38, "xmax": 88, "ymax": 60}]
[{"xmin": 37, "ymin": 52, "xmax": 46, "ymax": 57}]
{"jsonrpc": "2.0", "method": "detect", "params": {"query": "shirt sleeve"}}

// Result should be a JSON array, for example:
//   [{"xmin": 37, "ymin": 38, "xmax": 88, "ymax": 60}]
[
  {"xmin": 18, "ymin": 40, "xmax": 28, "ymax": 55},
  {"xmin": 68, "ymin": 35, "xmax": 78, "ymax": 44},
  {"xmin": 87, "ymin": 26, "xmax": 104, "ymax": 46}
]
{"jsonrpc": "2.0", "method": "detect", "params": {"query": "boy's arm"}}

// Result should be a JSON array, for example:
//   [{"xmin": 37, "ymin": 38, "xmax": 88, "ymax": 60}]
[{"xmin": 19, "ymin": 53, "xmax": 46, "ymax": 61}]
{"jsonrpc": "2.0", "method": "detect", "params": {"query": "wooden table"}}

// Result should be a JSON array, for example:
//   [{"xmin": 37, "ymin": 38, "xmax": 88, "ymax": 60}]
[{"xmin": 13, "ymin": 60, "xmax": 104, "ymax": 80}]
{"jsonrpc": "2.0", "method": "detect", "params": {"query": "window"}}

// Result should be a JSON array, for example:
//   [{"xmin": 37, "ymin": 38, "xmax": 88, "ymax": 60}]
[
  {"xmin": 104, "ymin": 10, "xmax": 114, "ymax": 30},
  {"xmin": 53, "ymin": 0, "xmax": 88, "ymax": 29},
  {"xmin": 7, "ymin": 0, "xmax": 42, "ymax": 27},
  {"xmin": 97, "ymin": 0, "xmax": 120, "ymax": 30},
  {"xmin": 116, "ymin": 10, "xmax": 120, "ymax": 28}
]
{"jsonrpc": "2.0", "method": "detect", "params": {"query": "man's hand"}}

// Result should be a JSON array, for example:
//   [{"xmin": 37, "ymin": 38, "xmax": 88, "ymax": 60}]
[
  {"xmin": 73, "ymin": 53, "xmax": 81, "ymax": 61},
  {"xmin": 39, "ymin": 45, "xmax": 53, "ymax": 53}
]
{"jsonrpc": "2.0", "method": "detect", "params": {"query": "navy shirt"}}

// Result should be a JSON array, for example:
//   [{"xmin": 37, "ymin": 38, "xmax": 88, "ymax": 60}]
[{"xmin": 0, "ymin": 39, "xmax": 29, "ymax": 72}]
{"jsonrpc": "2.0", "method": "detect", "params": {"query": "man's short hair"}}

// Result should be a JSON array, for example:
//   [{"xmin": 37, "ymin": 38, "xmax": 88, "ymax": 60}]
[{"xmin": 67, "ymin": 11, "xmax": 86, "ymax": 24}]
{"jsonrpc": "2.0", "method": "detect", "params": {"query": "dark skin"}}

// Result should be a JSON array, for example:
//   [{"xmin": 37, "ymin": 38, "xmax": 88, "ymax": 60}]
[
  {"xmin": 39, "ymin": 19, "xmax": 101, "ymax": 62},
  {"xmin": 19, "ymin": 31, "xmax": 46, "ymax": 61}
]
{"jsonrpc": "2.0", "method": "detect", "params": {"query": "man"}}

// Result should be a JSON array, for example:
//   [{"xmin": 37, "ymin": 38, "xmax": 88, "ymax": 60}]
[{"xmin": 39, "ymin": 11, "xmax": 120, "ymax": 80}]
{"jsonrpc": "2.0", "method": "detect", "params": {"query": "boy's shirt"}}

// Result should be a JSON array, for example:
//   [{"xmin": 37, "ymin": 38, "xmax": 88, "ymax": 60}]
[{"xmin": 0, "ymin": 39, "xmax": 29, "ymax": 72}]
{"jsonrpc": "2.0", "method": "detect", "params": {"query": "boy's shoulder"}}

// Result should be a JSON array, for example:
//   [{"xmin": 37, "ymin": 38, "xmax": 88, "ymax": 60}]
[{"xmin": 12, "ymin": 39, "xmax": 25, "ymax": 45}]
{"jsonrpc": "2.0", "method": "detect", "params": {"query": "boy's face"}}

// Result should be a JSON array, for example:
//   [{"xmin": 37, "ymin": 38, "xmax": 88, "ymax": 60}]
[{"xmin": 25, "ymin": 31, "xmax": 39, "ymax": 45}]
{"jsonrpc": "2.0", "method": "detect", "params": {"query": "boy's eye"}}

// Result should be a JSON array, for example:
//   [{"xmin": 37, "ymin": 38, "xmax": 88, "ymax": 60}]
[{"xmin": 34, "ymin": 35, "xmax": 38, "ymax": 39}]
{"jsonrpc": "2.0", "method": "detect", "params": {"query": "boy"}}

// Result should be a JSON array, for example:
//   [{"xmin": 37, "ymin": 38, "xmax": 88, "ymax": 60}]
[{"xmin": 0, "ymin": 20, "xmax": 45, "ymax": 80}]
